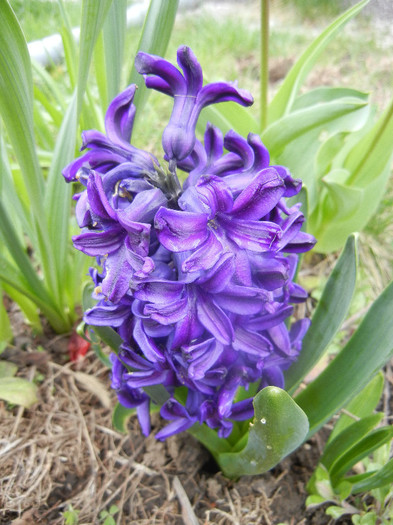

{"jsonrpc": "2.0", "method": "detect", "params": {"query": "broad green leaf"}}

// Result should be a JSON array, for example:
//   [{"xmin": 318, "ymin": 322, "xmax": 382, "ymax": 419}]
[
  {"xmin": 329, "ymin": 427, "xmax": 393, "ymax": 487},
  {"xmin": 315, "ymin": 132, "xmax": 349, "ymax": 179},
  {"xmin": 321, "ymin": 414, "xmax": 384, "ymax": 472},
  {"xmin": 112, "ymin": 402, "xmax": 135, "ymax": 434},
  {"xmin": 295, "ymin": 279, "xmax": 393, "ymax": 437},
  {"xmin": 0, "ymin": 361, "xmax": 17, "ymax": 378},
  {"xmin": 263, "ymin": 97, "xmax": 368, "ymax": 160},
  {"xmin": 267, "ymin": 0, "xmax": 370, "ymax": 124},
  {"xmin": 128, "ymin": 0, "xmax": 179, "ymax": 114},
  {"xmin": 329, "ymin": 373, "xmax": 384, "ymax": 442},
  {"xmin": 351, "ymin": 457, "xmax": 393, "ymax": 493},
  {"xmin": 216, "ymin": 387, "xmax": 309, "ymax": 478},
  {"xmin": 345, "ymin": 95, "xmax": 393, "ymax": 187},
  {"xmin": 263, "ymin": 95, "xmax": 369, "ymax": 214},
  {"xmin": 285, "ymin": 234, "xmax": 358, "ymax": 393},
  {"xmin": 310, "ymin": 164, "xmax": 390, "ymax": 253},
  {"xmin": 0, "ymin": 377, "xmax": 38, "ymax": 408},
  {"xmin": 77, "ymin": 0, "xmax": 113, "ymax": 115},
  {"xmin": 293, "ymin": 87, "xmax": 369, "ymax": 111}
]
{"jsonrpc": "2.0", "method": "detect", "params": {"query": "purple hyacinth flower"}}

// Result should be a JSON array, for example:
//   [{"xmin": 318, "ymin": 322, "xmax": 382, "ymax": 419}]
[
  {"xmin": 135, "ymin": 46, "xmax": 253, "ymax": 162},
  {"xmin": 65, "ymin": 45, "xmax": 316, "ymax": 442}
]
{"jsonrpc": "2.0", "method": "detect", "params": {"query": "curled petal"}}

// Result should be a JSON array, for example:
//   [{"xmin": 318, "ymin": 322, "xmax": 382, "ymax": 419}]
[
  {"xmin": 155, "ymin": 207, "xmax": 209, "ymax": 251},
  {"xmin": 232, "ymin": 168, "xmax": 285, "ymax": 220},
  {"xmin": 105, "ymin": 85, "xmax": 137, "ymax": 146}
]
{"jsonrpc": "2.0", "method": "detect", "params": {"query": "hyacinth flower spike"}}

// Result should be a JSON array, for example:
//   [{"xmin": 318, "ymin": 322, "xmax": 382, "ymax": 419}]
[{"xmin": 64, "ymin": 45, "xmax": 316, "ymax": 462}]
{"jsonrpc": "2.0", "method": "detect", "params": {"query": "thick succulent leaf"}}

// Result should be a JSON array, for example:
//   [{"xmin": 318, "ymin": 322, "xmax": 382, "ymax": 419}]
[
  {"xmin": 329, "ymin": 427, "xmax": 393, "ymax": 487},
  {"xmin": 320, "ymin": 413, "xmax": 384, "ymax": 471},
  {"xmin": 328, "ymin": 373, "xmax": 384, "ymax": 442},
  {"xmin": 295, "ymin": 280, "xmax": 393, "ymax": 437},
  {"xmin": 0, "ymin": 377, "xmax": 38, "ymax": 408},
  {"xmin": 285, "ymin": 234, "xmax": 358, "ymax": 393},
  {"xmin": 216, "ymin": 387, "xmax": 309, "ymax": 478},
  {"xmin": 267, "ymin": 0, "xmax": 370, "ymax": 124},
  {"xmin": 128, "ymin": 0, "xmax": 179, "ymax": 114}
]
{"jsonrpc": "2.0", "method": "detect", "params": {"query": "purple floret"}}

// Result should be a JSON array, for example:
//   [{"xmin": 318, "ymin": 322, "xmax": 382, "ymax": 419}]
[{"xmin": 63, "ymin": 46, "xmax": 316, "ymax": 440}]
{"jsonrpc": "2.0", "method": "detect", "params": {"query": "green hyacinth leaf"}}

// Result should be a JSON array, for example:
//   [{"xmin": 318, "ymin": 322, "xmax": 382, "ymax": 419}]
[
  {"xmin": 0, "ymin": 377, "xmax": 38, "ymax": 408},
  {"xmin": 321, "ymin": 413, "xmax": 384, "ymax": 472},
  {"xmin": 350, "ymin": 457, "xmax": 393, "ymax": 493},
  {"xmin": 128, "ymin": 0, "xmax": 179, "ymax": 115},
  {"xmin": 112, "ymin": 402, "xmax": 136, "ymax": 434},
  {"xmin": 217, "ymin": 387, "xmax": 309, "ymax": 478},
  {"xmin": 295, "ymin": 279, "xmax": 393, "ymax": 438},
  {"xmin": 329, "ymin": 427, "xmax": 393, "ymax": 487},
  {"xmin": 267, "ymin": 0, "xmax": 370, "ymax": 124},
  {"xmin": 285, "ymin": 234, "xmax": 358, "ymax": 393},
  {"xmin": 328, "ymin": 373, "xmax": 384, "ymax": 442}
]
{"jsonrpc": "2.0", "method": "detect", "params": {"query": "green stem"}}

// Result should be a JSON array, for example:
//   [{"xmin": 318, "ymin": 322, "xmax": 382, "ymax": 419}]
[{"xmin": 260, "ymin": 0, "xmax": 269, "ymax": 131}]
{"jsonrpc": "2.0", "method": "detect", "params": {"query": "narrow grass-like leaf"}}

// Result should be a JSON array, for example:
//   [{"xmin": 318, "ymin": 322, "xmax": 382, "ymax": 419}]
[
  {"xmin": 267, "ymin": 0, "xmax": 370, "ymax": 124},
  {"xmin": 285, "ymin": 234, "xmax": 358, "ymax": 393},
  {"xmin": 295, "ymin": 280, "xmax": 393, "ymax": 437},
  {"xmin": 351, "ymin": 458, "xmax": 393, "ymax": 493},
  {"xmin": 329, "ymin": 373, "xmax": 384, "ymax": 441},
  {"xmin": 77, "ymin": 0, "xmax": 113, "ymax": 115},
  {"xmin": 0, "ymin": 1, "xmax": 62, "ymax": 309},
  {"xmin": 329, "ymin": 427, "xmax": 393, "ymax": 487},
  {"xmin": 217, "ymin": 387, "xmax": 309, "ymax": 478},
  {"xmin": 0, "ymin": 1, "xmax": 44, "ymax": 204},
  {"xmin": 0, "ymin": 283, "xmax": 13, "ymax": 350},
  {"xmin": 103, "ymin": 0, "xmax": 127, "ymax": 102},
  {"xmin": 57, "ymin": 0, "xmax": 78, "ymax": 89},
  {"xmin": 44, "ymin": 92, "xmax": 77, "ymax": 304},
  {"xmin": 128, "ymin": 0, "xmax": 179, "ymax": 114},
  {"xmin": 3, "ymin": 283, "xmax": 42, "ymax": 334},
  {"xmin": 321, "ymin": 414, "xmax": 384, "ymax": 471}
]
